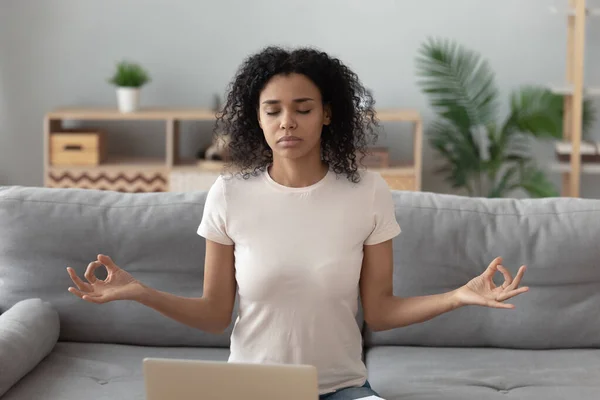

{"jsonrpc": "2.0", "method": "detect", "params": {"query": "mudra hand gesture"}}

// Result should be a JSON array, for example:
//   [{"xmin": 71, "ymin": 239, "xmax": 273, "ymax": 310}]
[
  {"xmin": 455, "ymin": 257, "xmax": 529, "ymax": 309},
  {"xmin": 67, "ymin": 254, "xmax": 142, "ymax": 303}
]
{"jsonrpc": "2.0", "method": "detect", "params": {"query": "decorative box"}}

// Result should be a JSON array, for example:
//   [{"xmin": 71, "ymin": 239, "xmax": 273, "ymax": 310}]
[{"xmin": 50, "ymin": 130, "xmax": 106, "ymax": 166}]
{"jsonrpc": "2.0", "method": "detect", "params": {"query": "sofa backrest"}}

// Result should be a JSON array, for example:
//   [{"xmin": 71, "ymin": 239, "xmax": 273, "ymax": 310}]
[
  {"xmin": 0, "ymin": 185, "xmax": 233, "ymax": 347},
  {"xmin": 3, "ymin": 186, "xmax": 600, "ymax": 350},
  {"xmin": 365, "ymin": 191, "xmax": 600, "ymax": 350}
]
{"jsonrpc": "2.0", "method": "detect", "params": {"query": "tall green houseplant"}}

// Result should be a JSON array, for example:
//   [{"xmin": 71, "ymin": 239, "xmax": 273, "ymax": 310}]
[{"xmin": 415, "ymin": 37, "xmax": 595, "ymax": 198}]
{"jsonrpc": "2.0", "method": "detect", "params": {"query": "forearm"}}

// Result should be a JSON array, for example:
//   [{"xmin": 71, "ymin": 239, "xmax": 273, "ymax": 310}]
[
  {"xmin": 369, "ymin": 290, "xmax": 462, "ymax": 331},
  {"xmin": 133, "ymin": 284, "xmax": 230, "ymax": 334}
]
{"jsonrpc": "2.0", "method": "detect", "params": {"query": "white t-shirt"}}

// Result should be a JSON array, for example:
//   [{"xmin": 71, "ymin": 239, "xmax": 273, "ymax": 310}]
[{"xmin": 197, "ymin": 166, "xmax": 401, "ymax": 394}]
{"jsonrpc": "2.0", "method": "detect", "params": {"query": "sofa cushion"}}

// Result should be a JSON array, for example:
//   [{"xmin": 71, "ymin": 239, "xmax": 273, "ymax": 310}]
[
  {"xmin": 0, "ymin": 298, "xmax": 60, "ymax": 397},
  {"xmin": 0, "ymin": 185, "xmax": 233, "ymax": 347},
  {"xmin": 365, "ymin": 191, "xmax": 600, "ymax": 349},
  {"xmin": 366, "ymin": 346, "xmax": 600, "ymax": 400},
  {"xmin": 1, "ymin": 342, "xmax": 229, "ymax": 400}
]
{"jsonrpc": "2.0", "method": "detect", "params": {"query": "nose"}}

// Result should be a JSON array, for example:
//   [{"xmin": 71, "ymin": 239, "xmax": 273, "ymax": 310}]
[{"xmin": 279, "ymin": 110, "xmax": 297, "ymax": 130}]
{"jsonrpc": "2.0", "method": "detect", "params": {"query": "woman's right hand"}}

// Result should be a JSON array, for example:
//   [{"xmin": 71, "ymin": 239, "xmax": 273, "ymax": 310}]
[{"xmin": 67, "ymin": 254, "xmax": 144, "ymax": 303}]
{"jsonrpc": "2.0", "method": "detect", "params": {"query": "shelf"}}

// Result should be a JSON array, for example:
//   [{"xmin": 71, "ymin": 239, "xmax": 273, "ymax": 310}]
[
  {"xmin": 47, "ymin": 107, "xmax": 420, "ymax": 123},
  {"xmin": 46, "ymin": 107, "xmax": 217, "ymax": 121},
  {"xmin": 171, "ymin": 159, "xmax": 226, "ymax": 173},
  {"xmin": 168, "ymin": 161, "xmax": 417, "ymax": 192},
  {"xmin": 48, "ymin": 157, "xmax": 167, "ymax": 172},
  {"xmin": 46, "ymin": 156, "xmax": 169, "ymax": 192},
  {"xmin": 369, "ymin": 164, "xmax": 416, "ymax": 175},
  {"xmin": 555, "ymin": 140, "xmax": 598, "ymax": 153},
  {"xmin": 549, "ymin": 5, "xmax": 600, "ymax": 16},
  {"xmin": 43, "ymin": 107, "xmax": 422, "ymax": 192},
  {"xmin": 375, "ymin": 109, "xmax": 421, "ymax": 122},
  {"xmin": 548, "ymin": 84, "xmax": 600, "ymax": 96},
  {"xmin": 550, "ymin": 162, "xmax": 600, "ymax": 174},
  {"xmin": 548, "ymin": 0, "xmax": 590, "ymax": 197}
]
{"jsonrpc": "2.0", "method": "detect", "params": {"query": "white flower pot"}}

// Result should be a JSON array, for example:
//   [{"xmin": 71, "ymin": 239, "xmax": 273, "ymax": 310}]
[{"xmin": 116, "ymin": 87, "xmax": 140, "ymax": 113}]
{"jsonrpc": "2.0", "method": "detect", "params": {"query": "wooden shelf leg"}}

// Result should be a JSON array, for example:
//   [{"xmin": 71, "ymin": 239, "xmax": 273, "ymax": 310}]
[
  {"xmin": 44, "ymin": 117, "xmax": 62, "ymax": 187},
  {"xmin": 413, "ymin": 120, "xmax": 423, "ymax": 191},
  {"xmin": 569, "ymin": 0, "xmax": 586, "ymax": 197},
  {"xmin": 561, "ymin": 173, "xmax": 571, "ymax": 197},
  {"xmin": 166, "ymin": 119, "xmax": 180, "ymax": 168}
]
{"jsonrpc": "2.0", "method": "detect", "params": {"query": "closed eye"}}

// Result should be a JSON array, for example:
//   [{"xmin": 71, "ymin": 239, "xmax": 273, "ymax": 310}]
[{"xmin": 265, "ymin": 110, "xmax": 311, "ymax": 116}]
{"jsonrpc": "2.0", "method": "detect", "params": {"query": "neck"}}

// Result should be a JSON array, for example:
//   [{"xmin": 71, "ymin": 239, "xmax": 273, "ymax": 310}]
[{"xmin": 269, "ymin": 152, "xmax": 328, "ymax": 188}]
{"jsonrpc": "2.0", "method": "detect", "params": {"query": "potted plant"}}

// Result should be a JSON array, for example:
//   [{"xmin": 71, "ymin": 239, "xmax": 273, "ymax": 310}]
[
  {"xmin": 108, "ymin": 61, "xmax": 150, "ymax": 113},
  {"xmin": 415, "ymin": 37, "xmax": 595, "ymax": 198}
]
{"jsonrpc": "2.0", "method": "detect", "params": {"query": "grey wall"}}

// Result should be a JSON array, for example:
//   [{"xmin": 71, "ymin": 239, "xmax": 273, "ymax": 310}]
[{"xmin": 1, "ymin": 0, "xmax": 599, "ymax": 196}]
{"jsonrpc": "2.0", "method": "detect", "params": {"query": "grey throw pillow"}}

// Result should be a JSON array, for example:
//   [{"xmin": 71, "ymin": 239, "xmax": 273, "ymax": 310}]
[{"xmin": 0, "ymin": 298, "xmax": 60, "ymax": 396}]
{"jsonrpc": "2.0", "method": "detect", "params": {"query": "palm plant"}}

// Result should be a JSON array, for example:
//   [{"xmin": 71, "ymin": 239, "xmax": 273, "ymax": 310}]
[{"xmin": 415, "ymin": 37, "xmax": 595, "ymax": 198}]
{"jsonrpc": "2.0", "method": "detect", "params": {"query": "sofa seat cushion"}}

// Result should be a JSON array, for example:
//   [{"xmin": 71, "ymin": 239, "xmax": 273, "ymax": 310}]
[
  {"xmin": 2, "ymin": 342, "xmax": 229, "ymax": 400},
  {"xmin": 366, "ymin": 346, "xmax": 600, "ymax": 400}
]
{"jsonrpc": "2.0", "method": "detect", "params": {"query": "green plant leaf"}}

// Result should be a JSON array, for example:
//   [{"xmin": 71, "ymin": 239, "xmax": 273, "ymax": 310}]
[
  {"xmin": 518, "ymin": 165, "xmax": 559, "ymax": 198},
  {"xmin": 488, "ymin": 164, "xmax": 519, "ymax": 198},
  {"xmin": 552, "ymin": 95, "xmax": 597, "ymax": 139},
  {"xmin": 415, "ymin": 38, "xmax": 564, "ymax": 199},
  {"xmin": 416, "ymin": 37, "xmax": 501, "ymax": 195},
  {"xmin": 109, "ymin": 61, "xmax": 151, "ymax": 88},
  {"xmin": 428, "ymin": 120, "xmax": 483, "ymax": 191},
  {"xmin": 485, "ymin": 124, "xmax": 504, "ymax": 176},
  {"xmin": 416, "ymin": 37, "xmax": 499, "ymax": 130},
  {"xmin": 582, "ymin": 97, "xmax": 597, "ymax": 138},
  {"xmin": 501, "ymin": 86, "xmax": 562, "ymax": 143}
]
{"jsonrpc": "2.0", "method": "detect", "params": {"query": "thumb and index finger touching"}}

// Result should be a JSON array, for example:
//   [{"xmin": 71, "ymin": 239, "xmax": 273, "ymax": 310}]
[
  {"xmin": 67, "ymin": 254, "xmax": 119, "ymax": 285},
  {"xmin": 66, "ymin": 254, "xmax": 119, "ymax": 302},
  {"xmin": 482, "ymin": 256, "xmax": 503, "ymax": 278},
  {"xmin": 483, "ymin": 256, "xmax": 530, "ymax": 295},
  {"xmin": 97, "ymin": 254, "xmax": 119, "ymax": 270}
]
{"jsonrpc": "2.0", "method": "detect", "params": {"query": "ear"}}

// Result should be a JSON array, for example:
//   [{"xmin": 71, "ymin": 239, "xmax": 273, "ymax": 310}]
[{"xmin": 323, "ymin": 104, "xmax": 332, "ymax": 126}]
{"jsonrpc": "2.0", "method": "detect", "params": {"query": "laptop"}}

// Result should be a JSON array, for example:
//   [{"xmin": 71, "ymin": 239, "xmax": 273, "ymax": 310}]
[{"xmin": 143, "ymin": 357, "xmax": 319, "ymax": 400}]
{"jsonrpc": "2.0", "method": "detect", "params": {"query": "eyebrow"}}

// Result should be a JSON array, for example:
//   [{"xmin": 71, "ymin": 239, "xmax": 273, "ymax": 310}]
[{"xmin": 261, "ymin": 98, "xmax": 315, "ymax": 105}]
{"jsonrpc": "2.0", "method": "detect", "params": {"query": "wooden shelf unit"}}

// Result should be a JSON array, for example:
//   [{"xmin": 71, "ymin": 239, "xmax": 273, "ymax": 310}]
[
  {"xmin": 550, "ymin": 161, "xmax": 600, "ymax": 174},
  {"xmin": 371, "ymin": 108, "xmax": 422, "ymax": 191},
  {"xmin": 44, "ymin": 108, "xmax": 213, "ymax": 192},
  {"xmin": 44, "ymin": 107, "xmax": 422, "ymax": 192},
  {"xmin": 550, "ymin": 0, "xmax": 597, "ymax": 197}
]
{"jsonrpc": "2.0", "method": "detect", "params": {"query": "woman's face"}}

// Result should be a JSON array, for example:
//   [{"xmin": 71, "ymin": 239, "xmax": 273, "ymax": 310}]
[{"xmin": 257, "ymin": 73, "xmax": 331, "ymax": 162}]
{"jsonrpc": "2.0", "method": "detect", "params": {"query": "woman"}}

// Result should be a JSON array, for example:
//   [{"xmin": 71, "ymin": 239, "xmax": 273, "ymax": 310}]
[{"xmin": 67, "ymin": 46, "xmax": 529, "ymax": 400}]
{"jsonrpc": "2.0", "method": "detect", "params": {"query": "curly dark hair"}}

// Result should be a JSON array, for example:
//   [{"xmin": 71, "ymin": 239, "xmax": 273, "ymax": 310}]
[{"xmin": 215, "ymin": 46, "xmax": 380, "ymax": 183}]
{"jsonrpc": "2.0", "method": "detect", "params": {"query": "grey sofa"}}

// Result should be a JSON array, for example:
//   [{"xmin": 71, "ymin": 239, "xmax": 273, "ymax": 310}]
[{"xmin": 1, "ymin": 184, "xmax": 599, "ymax": 400}]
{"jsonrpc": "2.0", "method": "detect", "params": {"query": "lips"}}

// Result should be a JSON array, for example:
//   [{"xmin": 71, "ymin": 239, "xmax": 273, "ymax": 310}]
[{"xmin": 277, "ymin": 136, "xmax": 302, "ymax": 143}]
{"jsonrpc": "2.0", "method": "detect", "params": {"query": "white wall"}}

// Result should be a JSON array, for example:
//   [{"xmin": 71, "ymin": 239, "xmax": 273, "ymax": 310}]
[{"xmin": 1, "ymin": 0, "xmax": 599, "ymax": 196}]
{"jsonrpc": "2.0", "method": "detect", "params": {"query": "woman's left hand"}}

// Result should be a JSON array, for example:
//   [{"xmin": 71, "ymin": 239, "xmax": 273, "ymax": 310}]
[{"xmin": 454, "ymin": 257, "xmax": 529, "ymax": 309}]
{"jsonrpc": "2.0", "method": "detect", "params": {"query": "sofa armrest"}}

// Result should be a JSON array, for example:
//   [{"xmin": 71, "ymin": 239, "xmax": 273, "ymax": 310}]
[{"xmin": 0, "ymin": 298, "xmax": 60, "ymax": 397}]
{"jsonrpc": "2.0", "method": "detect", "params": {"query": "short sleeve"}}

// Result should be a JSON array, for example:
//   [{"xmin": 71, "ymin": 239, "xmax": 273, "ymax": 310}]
[
  {"xmin": 197, "ymin": 176, "xmax": 234, "ymax": 245},
  {"xmin": 364, "ymin": 173, "xmax": 401, "ymax": 245}
]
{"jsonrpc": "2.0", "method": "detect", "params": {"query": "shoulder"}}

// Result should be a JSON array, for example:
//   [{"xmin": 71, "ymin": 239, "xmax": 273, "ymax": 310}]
[
  {"xmin": 324, "ymin": 168, "xmax": 388, "ymax": 197},
  {"xmin": 353, "ymin": 169, "xmax": 395, "ymax": 208},
  {"xmin": 325, "ymin": 169, "xmax": 391, "ymax": 209},
  {"xmin": 206, "ymin": 170, "xmax": 266, "ymax": 203},
  {"xmin": 217, "ymin": 170, "xmax": 265, "ymax": 191},
  {"xmin": 358, "ymin": 169, "xmax": 385, "ymax": 186},
  {"xmin": 341, "ymin": 169, "xmax": 387, "ymax": 193}
]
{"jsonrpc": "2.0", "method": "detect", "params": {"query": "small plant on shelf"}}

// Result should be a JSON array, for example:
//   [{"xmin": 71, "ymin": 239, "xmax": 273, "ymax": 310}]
[{"xmin": 108, "ymin": 60, "xmax": 151, "ymax": 113}]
